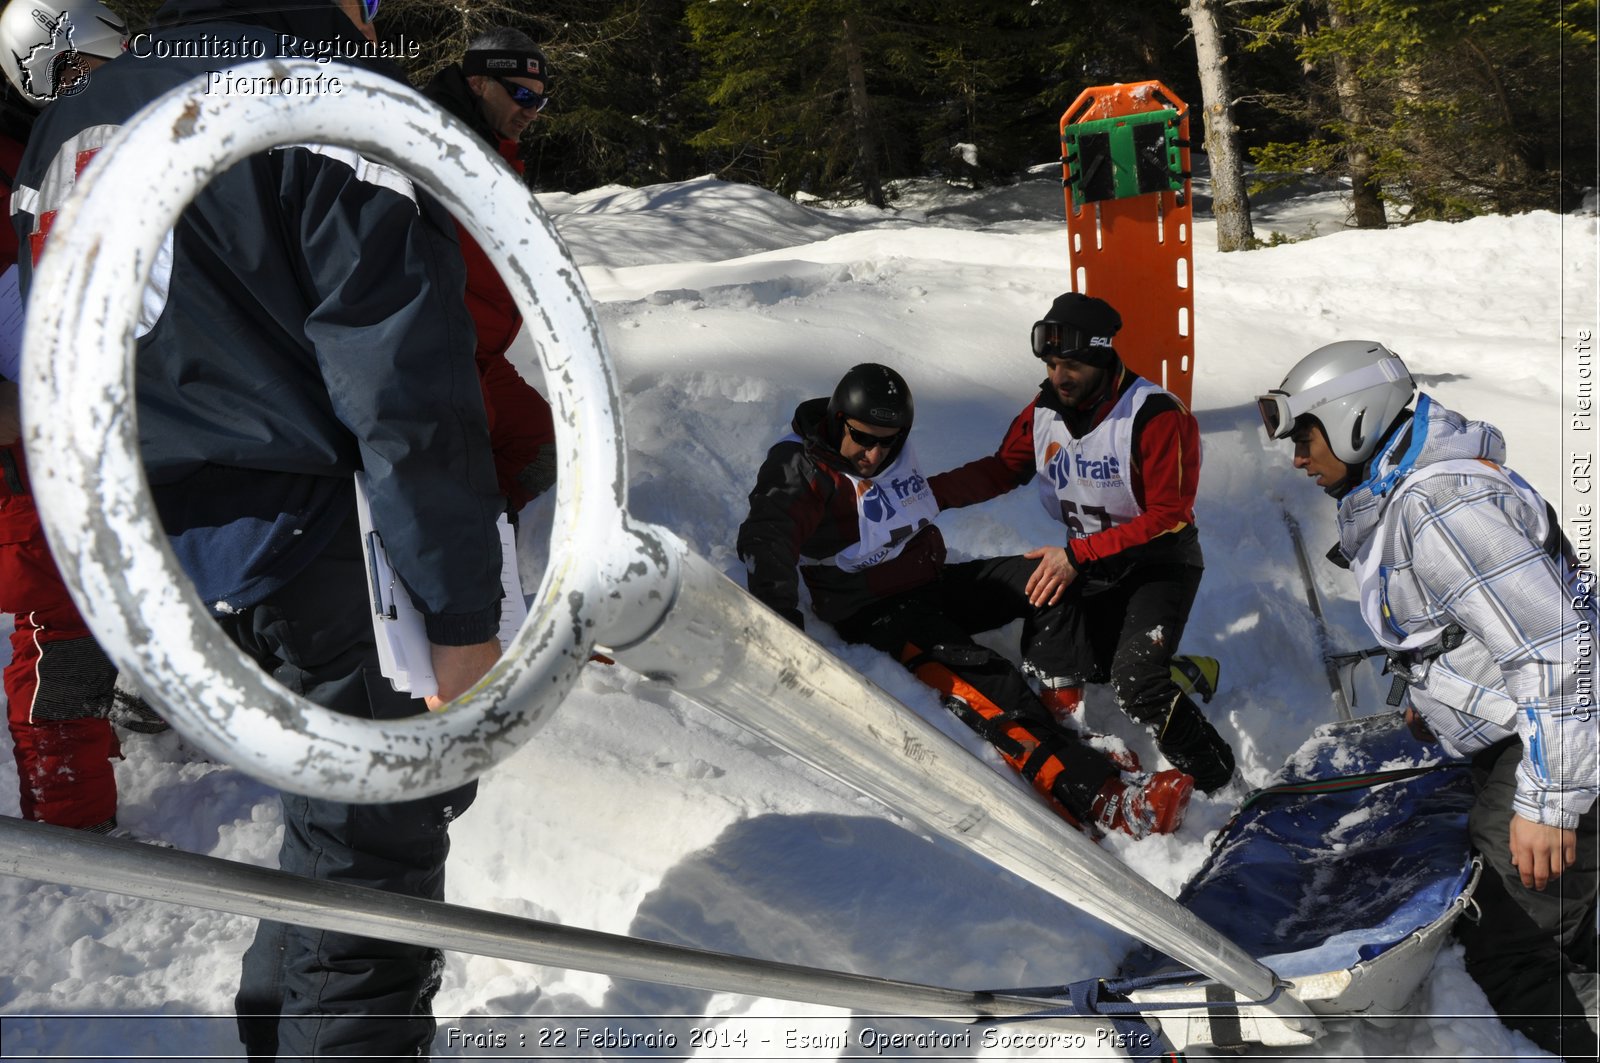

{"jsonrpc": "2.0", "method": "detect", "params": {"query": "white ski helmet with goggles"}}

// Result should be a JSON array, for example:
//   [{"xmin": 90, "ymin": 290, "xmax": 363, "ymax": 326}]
[
  {"xmin": 0, "ymin": 0, "xmax": 126, "ymax": 106},
  {"xmin": 1257, "ymin": 340, "xmax": 1415, "ymax": 465}
]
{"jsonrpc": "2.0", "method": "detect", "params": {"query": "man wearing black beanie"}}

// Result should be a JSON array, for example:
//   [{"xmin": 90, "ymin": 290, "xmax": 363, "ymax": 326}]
[{"xmin": 931, "ymin": 292, "xmax": 1236, "ymax": 793}]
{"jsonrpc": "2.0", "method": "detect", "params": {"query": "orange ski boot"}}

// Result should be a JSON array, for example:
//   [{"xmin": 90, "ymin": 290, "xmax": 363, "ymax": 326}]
[
  {"xmin": 1090, "ymin": 769, "xmax": 1194, "ymax": 839},
  {"xmin": 1039, "ymin": 684, "xmax": 1083, "ymax": 724}
]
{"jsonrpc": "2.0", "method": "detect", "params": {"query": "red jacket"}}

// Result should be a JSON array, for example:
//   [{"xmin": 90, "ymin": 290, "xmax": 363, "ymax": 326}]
[
  {"xmin": 457, "ymin": 208, "xmax": 555, "ymax": 511},
  {"xmin": 931, "ymin": 365, "xmax": 1202, "ymax": 579},
  {"xmin": 420, "ymin": 69, "xmax": 555, "ymax": 509}
]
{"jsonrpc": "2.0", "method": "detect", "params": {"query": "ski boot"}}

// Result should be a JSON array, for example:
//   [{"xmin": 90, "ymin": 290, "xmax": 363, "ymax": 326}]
[
  {"xmin": 1170, "ymin": 654, "xmax": 1220, "ymax": 703},
  {"xmin": 1154, "ymin": 693, "xmax": 1235, "ymax": 794},
  {"xmin": 1038, "ymin": 681, "xmax": 1082, "ymax": 723},
  {"xmin": 1091, "ymin": 769, "xmax": 1194, "ymax": 839}
]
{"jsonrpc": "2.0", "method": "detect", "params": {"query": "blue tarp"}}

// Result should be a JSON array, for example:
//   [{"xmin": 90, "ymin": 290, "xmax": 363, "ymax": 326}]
[{"xmin": 1171, "ymin": 713, "xmax": 1476, "ymax": 979}]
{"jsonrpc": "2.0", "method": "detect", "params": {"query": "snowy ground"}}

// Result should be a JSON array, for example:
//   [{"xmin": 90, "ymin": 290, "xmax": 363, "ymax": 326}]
[{"xmin": 0, "ymin": 161, "xmax": 1594, "ymax": 1061}]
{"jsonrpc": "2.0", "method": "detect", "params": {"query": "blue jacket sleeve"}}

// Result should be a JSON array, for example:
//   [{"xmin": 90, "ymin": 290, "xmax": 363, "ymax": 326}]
[{"xmin": 286, "ymin": 145, "xmax": 503, "ymax": 644}]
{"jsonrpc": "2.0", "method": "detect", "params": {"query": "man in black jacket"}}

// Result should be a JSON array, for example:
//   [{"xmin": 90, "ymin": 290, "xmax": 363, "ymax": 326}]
[
  {"xmin": 424, "ymin": 26, "xmax": 550, "ymax": 157},
  {"xmin": 13, "ymin": 1, "xmax": 503, "ymax": 1057}
]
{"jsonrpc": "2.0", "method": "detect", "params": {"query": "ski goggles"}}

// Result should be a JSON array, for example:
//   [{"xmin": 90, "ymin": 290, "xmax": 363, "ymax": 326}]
[
  {"xmin": 843, "ymin": 423, "xmax": 903, "ymax": 449},
  {"xmin": 496, "ymin": 78, "xmax": 550, "ymax": 112},
  {"xmin": 1031, "ymin": 320, "xmax": 1115, "ymax": 360},
  {"xmin": 359, "ymin": 0, "xmax": 379, "ymax": 22},
  {"xmin": 1255, "ymin": 355, "xmax": 1411, "ymax": 439}
]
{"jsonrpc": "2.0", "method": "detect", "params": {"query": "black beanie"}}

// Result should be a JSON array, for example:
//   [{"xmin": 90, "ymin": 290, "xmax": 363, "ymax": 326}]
[{"xmin": 1038, "ymin": 292, "xmax": 1122, "ymax": 367}]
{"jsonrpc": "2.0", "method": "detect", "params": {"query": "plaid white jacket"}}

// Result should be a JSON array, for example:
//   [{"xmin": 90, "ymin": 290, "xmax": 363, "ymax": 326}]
[{"xmin": 1337, "ymin": 395, "xmax": 1598, "ymax": 829}]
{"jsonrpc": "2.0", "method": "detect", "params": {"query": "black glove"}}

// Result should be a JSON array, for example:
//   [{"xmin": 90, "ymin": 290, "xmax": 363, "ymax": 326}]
[{"xmin": 515, "ymin": 442, "xmax": 558, "ymax": 500}]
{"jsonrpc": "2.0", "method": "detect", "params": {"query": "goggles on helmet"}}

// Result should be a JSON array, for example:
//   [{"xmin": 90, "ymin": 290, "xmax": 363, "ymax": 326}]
[
  {"xmin": 1256, "ymin": 355, "xmax": 1411, "ymax": 439},
  {"xmin": 360, "ymin": 0, "xmax": 379, "ymax": 22},
  {"xmin": 1032, "ymin": 320, "xmax": 1114, "ymax": 360}
]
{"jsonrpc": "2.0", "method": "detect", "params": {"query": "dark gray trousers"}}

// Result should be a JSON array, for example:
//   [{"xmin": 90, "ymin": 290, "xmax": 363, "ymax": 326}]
[
  {"xmin": 1457, "ymin": 740, "xmax": 1598, "ymax": 1061},
  {"xmin": 226, "ymin": 515, "xmax": 477, "ymax": 1061}
]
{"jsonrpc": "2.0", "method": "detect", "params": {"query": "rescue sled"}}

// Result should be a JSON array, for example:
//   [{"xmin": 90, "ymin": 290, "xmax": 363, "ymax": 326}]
[{"xmin": 1118, "ymin": 710, "xmax": 1481, "ymax": 1050}]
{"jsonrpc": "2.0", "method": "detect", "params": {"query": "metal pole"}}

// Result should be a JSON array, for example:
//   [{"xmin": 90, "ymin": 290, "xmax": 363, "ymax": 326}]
[
  {"xmin": 0, "ymin": 818, "xmax": 1106, "ymax": 1030},
  {"xmin": 1283, "ymin": 510, "xmax": 1353, "ymax": 721},
  {"xmin": 610, "ymin": 542, "xmax": 1320, "ymax": 1036}
]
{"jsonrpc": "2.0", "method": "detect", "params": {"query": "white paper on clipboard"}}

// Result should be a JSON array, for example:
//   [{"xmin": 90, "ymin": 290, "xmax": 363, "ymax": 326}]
[
  {"xmin": 0, "ymin": 265, "xmax": 25, "ymax": 382},
  {"xmin": 354, "ymin": 472, "xmax": 437, "ymax": 697},
  {"xmin": 354, "ymin": 473, "xmax": 528, "ymax": 699},
  {"xmin": 495, "ymin": 516, "xmax": 528, "ymax": 647}
]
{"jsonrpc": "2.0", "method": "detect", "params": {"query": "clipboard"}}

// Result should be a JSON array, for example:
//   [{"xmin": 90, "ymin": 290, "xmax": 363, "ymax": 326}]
[{"xmin": 354, "ymin": 472, "xmax": 527, "ymax": 698}]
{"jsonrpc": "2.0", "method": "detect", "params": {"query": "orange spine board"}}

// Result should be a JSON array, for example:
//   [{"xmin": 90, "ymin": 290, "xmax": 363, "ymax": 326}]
[{"xmin": 1059, "ymin": 81, "xmax": 1195, "ymax": 406}]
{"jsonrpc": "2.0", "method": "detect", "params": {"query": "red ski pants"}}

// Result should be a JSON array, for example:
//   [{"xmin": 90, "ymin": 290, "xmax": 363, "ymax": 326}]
[{"xmin": 1, "ymin": 445, "xmax": 119, "ymax": 830}]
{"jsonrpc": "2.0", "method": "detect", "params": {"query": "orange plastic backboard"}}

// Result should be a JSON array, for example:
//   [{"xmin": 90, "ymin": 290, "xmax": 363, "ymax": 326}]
[{"xmin": 1060, "ymin": 81, "xmax": 1194, "ymax": 406}]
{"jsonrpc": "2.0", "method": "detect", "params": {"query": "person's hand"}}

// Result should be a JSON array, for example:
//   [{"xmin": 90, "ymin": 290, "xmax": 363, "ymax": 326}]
[
  {"xmin": 425, "ymin": 638, "xmax": 501, "ymax": 711},
  {"xmin": 1023, "ymin": 546, "xmax": 1077, "ymax": 607},
  {"xmin": 0, "ymin": 381, "xmax": 19, "ymax": 446},
  {"xmin": 1404, "ymin": 705, "xmax": 1437, "ymax": 743},
  {"xmin": 1509, "ymin": 812, "xmax": 1577, "ymax": 891}
]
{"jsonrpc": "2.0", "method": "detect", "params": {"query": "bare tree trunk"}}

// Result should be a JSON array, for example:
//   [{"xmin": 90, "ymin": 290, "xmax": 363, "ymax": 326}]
[
  {"xmin": 1460, "ymin": 35, "xmax": 1533, "ymax": 207},
  {"xmin": 1324, "ymin": 0, "xmax": 1388, "ymax": 228},
  {"xmin": 839, "ymin": 16, "xmax": 885, "ymax": 208},
  {"xmin": 1187, "ymin": 0, "xmax": 1255, "ymax": 251}
]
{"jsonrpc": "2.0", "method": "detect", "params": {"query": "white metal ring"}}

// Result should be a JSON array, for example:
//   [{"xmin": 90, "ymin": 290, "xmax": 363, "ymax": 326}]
[{"xmin": 22, "ymin": 59, "xmax": 655, "ymax": 802}]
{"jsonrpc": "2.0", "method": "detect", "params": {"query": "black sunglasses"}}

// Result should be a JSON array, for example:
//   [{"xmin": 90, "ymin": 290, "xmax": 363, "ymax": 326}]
[
  {"xmin": 497, "ymin": 78, "xmax": 550, "ymax": 112},
  {"xmin": 843, "ymin": 423, "xmax": 903, "ymax": 449}
]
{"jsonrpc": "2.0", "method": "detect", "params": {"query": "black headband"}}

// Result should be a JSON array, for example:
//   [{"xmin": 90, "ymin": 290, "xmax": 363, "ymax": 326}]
[{"xmin": 463, "ymin": 50, "xmax": 550, "ymax": 85}]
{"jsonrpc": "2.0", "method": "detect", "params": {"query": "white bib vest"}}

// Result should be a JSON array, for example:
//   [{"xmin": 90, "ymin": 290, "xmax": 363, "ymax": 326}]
[
  {"xmin": 789, "ymin": 436, "xmax": 941, "ymax": 573},
  {"xmin": 1033, "ymin": 376, "xmax": 1161, "ymax": 538}
]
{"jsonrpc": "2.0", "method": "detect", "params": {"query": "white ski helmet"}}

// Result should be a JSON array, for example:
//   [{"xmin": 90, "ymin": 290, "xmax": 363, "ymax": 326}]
[
  {"xmin": 1257, "ymin": 340, "xmax": 1415, "ymax": 465},
  {"xmin": 0, "ymin": 0, "xmax": 126, "ymax": 106}
]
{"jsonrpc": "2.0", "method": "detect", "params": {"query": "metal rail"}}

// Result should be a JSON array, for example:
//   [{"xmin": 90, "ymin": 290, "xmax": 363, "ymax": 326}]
[{"xmin": 0, "ymin": 818, "xmax": 1099, "ymax": 1029}]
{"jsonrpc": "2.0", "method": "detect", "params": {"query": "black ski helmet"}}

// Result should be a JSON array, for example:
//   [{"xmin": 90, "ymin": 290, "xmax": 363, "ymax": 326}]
[
  {"xmin": 828, "ymin": 363, "xmax": 914, "ymax": 431},
  {"xmin": 827, "ymin": 363, "xmax": 913, "ymax": 466}
]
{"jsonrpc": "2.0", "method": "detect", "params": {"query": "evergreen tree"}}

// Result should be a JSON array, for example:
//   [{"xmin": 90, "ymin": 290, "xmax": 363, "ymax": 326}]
[
  {"xmin": 909, "ymin": 1, "xmax": 1055, "ymax": 186},
  {"xmin": 517, "ymin": 0, "xmax": 708, "ymax": 191},
  {"xmin": 685, "ymin": 0, "xmax": 941, "ymax": 204},
  {"xmin": 1243, "ymin": 0, "xmax": 1596, "ymax": 220}
]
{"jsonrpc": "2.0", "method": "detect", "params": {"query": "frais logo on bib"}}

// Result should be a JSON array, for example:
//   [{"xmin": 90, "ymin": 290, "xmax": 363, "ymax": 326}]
[
  {"xmin": 856, "ymin": 481, "xmax": 897, "ymax": 523},
  {"xmin": 887, "ymin": 472, "xmax": 927, "ymax": 500},
  {"xmin": 1074, "ymin": 453, "xmax": 1122, "ymax": 482},
  {"xmin": 1044, "ymin": 442, "xmax": 1072, "ymax": 490}
]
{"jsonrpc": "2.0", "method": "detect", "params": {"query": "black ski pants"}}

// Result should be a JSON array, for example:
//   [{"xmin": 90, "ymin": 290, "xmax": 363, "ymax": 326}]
[
  {"xmin": 1456, "ymin": 739, "xmax": 1598, "ymax": 1062},
  {"xmin": 224, "ymin": 513, "xmax": 477, "ymax": 1062},
  {"xmin": 834, "ymin": 560, "xmax": 1115, "ymax": 815},
  {"xmin": 954, "ymin": 554, "xmax": 1202, "ymax": 727}
]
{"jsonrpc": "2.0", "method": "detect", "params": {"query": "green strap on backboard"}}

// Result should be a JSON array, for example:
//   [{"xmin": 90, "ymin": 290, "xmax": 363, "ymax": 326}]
[{"xmin": 1062, "ymin": 109, "xmax": 1186, "ymax": 203}]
